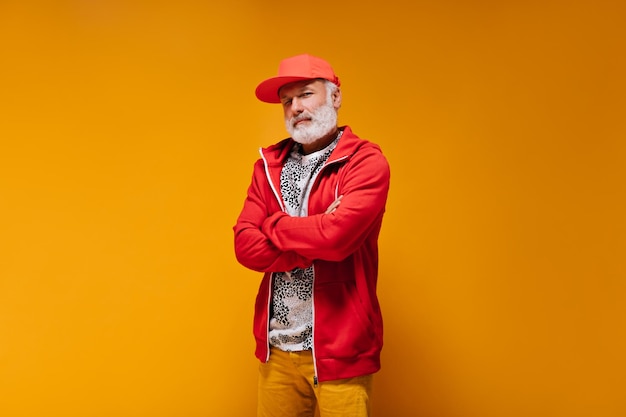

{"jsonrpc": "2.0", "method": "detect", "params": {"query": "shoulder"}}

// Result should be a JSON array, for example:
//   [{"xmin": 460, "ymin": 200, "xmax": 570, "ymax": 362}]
[{"xmin": 337, "ymin": 126, "xmax": 388, "ymax": 164}]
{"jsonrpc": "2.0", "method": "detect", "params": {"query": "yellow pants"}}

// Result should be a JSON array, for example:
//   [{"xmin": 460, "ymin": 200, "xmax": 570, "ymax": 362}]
[{"xmin": 257, "ymin": 348, "xmax": 373, "ymax": 417}]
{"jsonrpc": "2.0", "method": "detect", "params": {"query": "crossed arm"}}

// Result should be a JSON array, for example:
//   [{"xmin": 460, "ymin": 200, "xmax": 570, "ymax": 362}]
[
  {"xmin": 234, "ymin": 148, "xmax": 389, "ymax": 273},
  {"xmin": 233, "ymin": 193, "xmax": 344, "ymax": 273}
]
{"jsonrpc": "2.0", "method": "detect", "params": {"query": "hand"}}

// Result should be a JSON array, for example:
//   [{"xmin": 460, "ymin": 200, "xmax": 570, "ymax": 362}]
[{"xmin": 325, "ymin": 195, "xmax": 343, "ymax": 214}]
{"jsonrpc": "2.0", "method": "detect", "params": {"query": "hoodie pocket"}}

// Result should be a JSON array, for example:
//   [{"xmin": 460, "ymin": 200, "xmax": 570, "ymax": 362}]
[{"xmin": 314, "ymin": 281, "xmax": 376, "ymax": 359}]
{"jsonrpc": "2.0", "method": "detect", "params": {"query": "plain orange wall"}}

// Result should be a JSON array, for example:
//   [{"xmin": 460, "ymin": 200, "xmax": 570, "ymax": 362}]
[{"xmin": 1, "ymin": 1, "xmax": 624, "ymax": 416}]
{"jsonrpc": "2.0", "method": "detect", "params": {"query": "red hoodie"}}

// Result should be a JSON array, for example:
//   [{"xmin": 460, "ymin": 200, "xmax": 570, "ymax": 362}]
[{"xmin": 233, "ymin": 126, "xmax": 390, "ymax": 382}]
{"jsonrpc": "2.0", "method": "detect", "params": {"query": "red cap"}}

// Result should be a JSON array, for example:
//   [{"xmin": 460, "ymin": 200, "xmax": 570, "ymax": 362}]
[{"xmin": 255, "ymin": 54, "xmax": 341, "ymax": 103}]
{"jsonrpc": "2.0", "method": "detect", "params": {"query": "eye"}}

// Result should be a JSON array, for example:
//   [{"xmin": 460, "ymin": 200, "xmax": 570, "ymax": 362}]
[{"xmin": 282, "ymin": 98, "xmax": 292, "ymax": 106}]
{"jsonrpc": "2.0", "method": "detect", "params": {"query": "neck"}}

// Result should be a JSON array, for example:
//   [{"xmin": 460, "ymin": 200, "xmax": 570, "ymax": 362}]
[{"xmin": 299, "ymin": 127, "xmax": 339, "ymax": 155}]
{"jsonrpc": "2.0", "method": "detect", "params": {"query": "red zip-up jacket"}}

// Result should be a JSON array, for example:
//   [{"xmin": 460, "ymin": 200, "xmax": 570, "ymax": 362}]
[{"xmin": 233, "ymin": 126, "xmax": 390, "ymax": 382}]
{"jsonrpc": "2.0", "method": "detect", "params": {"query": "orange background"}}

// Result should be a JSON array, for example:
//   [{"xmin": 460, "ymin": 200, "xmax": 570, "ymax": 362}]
[{"xmin": 1, "ymin": 1, "xmax": 624, "ymax": 416}]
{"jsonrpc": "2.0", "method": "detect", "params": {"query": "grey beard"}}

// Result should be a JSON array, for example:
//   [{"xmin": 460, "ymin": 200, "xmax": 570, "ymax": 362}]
[{"xmin": 285, "ymin": 102, "xmax": 338, "ymax": 145}]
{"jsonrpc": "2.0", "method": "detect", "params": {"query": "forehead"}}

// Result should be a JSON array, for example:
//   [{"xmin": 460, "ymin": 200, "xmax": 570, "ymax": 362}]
[{"xmin": 279, "ymin": 79, "xmax": 325, "ymax": 98}]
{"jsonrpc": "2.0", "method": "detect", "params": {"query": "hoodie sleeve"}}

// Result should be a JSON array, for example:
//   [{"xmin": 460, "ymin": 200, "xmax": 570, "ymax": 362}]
[
  {"xmin": 260, "ymin": 145, "xmax": 390, "ymax": 261},
  {"xmin": 233, "ymin": 159, "xmax": 312, "ymax": 272}
]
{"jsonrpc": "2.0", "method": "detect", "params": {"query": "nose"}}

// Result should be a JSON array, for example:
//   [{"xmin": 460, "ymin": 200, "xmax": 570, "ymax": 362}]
[{"xmin": 290, "ymin": 97, "xmax": 304, "ymax": 113}]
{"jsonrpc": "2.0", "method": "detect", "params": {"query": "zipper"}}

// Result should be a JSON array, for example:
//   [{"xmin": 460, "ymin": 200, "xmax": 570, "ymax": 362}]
[
  {"xmin": 308, "ymin": 154, "xmax": 349, "ymax": 388},
  {"xmin": 264, "ymin": 274, "xmax": 272, "ymax": 363},
  {"xmin": 311, "ymin": 263, "xmax": 319, "ymax": 387},
  {"xmin": 260, "ymin": 147, "xmax": 283, "ymax": 364},
  {"xmin": 259, "ymin": 147, "xmax": 286, "ymax": 213}
]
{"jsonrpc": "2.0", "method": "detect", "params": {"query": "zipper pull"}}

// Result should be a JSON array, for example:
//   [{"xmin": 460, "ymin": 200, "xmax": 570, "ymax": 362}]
[{"xmin": 314, "ymin": 376, "xmax": 318, "ymax": 387}]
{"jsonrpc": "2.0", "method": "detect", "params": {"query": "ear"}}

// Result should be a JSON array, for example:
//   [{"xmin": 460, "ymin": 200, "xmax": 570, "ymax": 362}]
[{"xmin": 332, "ymin": 88, "xmax": 342, "ymax": 110}]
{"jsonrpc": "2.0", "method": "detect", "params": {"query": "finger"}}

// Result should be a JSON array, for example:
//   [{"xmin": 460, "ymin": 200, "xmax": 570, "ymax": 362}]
[{"xmin": 325, "ymin": 195, "xmax": 344, "ymax": 214}]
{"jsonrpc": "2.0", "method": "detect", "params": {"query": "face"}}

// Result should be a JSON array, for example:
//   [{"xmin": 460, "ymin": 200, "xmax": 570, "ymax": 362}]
[{"xmin": 279, "ymin": 79, "xmax": 341, "ymax": 145}]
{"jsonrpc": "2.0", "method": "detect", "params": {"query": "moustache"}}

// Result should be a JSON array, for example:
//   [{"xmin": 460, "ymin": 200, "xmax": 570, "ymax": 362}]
[{"xmin": 289, "ymin": 112, "xmax": 313, "ymax": 127}]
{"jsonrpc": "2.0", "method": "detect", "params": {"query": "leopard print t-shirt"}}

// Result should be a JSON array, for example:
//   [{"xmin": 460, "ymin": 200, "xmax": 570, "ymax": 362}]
[{"xmin": 268, "ymin": 134, "xmax": 340, "ymax": 351}]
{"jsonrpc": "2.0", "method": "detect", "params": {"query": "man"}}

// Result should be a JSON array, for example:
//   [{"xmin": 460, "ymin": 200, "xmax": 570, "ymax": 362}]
[{"xmin": 233, "ymin": 54, "xmax": 390, "ymax": 417}]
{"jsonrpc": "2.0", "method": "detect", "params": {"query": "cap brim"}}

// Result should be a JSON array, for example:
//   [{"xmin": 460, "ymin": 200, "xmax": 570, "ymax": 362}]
[{"xmin": 255, "ymin": 76, "xmax": 316, "ymax": 103}]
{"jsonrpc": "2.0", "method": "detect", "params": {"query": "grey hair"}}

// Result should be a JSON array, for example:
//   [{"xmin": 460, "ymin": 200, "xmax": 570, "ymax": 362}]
[{"xmin": 324, "ymin": 80, "xmax": 340, "ymax": 109}]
